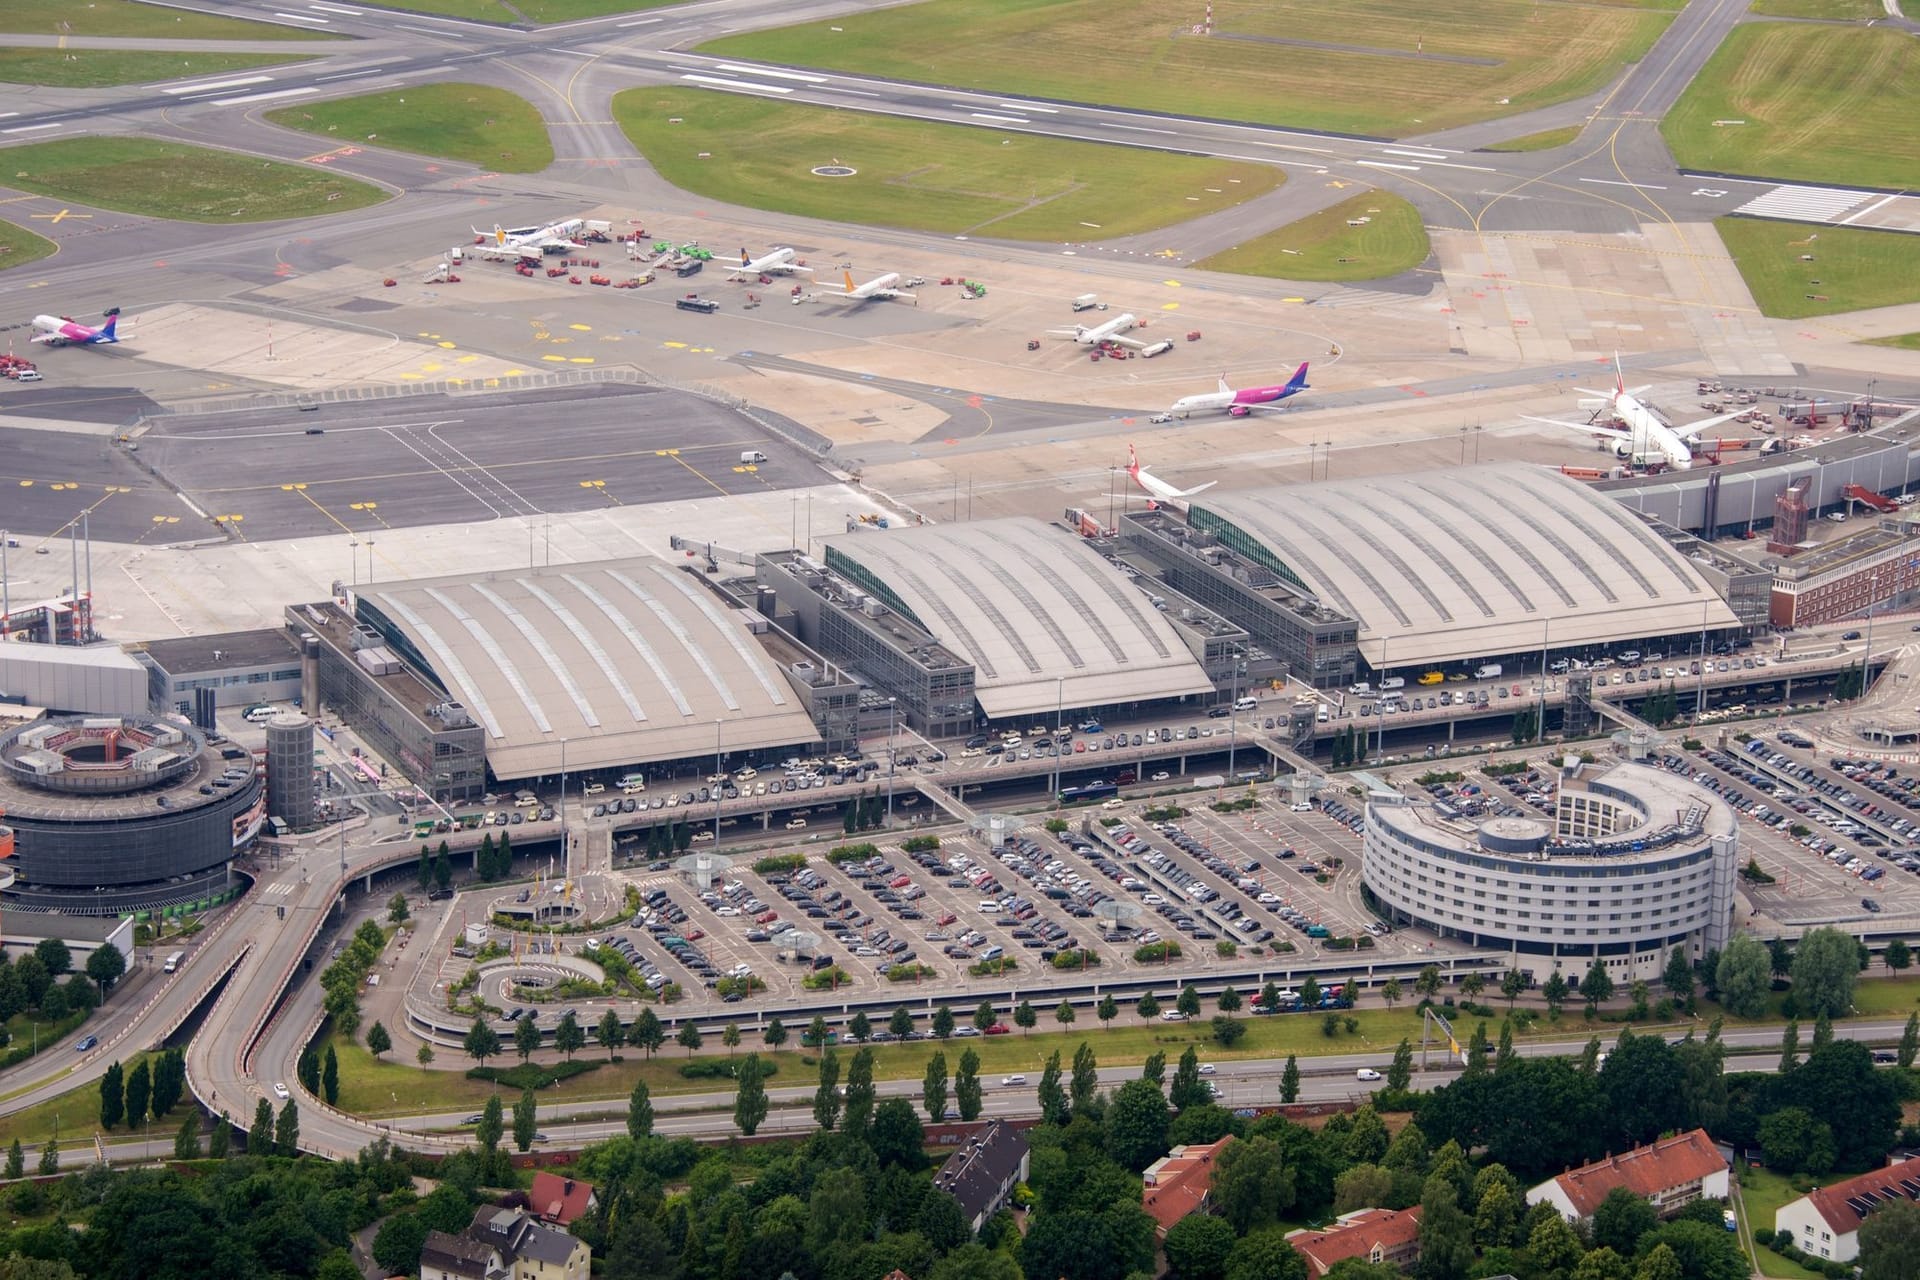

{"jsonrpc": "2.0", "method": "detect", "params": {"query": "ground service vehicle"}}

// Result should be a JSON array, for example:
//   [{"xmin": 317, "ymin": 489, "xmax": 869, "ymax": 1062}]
[
  {"xmin": 676, "ymin": 296, "xmax": 719, "ymax": 313},
  {"xmin": 164, "ymin": 952, "xmax": 185, "ymax": 973}
]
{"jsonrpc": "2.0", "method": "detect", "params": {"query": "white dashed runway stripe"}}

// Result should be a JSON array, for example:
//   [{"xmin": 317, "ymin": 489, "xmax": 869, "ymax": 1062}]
[{"xmin": 1733, "ymin": 184, "xmax": 1872, "ymax": 223}]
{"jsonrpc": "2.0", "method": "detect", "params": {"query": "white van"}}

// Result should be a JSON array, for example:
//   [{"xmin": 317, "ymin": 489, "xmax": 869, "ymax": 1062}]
[
  {"xmin": 1378, "ymin": 676, "xmax": 1406, "ymax": 691},
  {"xmin": 242, "ymin": 705, "xmax": 277, "ymax": 724},
  {"xmin": 1233, "ymin": 696, "xmax": 1258, "ymax": 712},
  {"xmin": 1349, "ymin": 681, "xmax": 1372, "ymax": 696},
  {"xmin": 1474, "ymin": 663, "xmax": 1503, "ymax": 680}
]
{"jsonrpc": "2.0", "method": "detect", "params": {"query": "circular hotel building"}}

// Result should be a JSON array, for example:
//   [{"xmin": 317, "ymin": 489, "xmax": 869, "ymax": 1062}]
[
  {"xmin": 0, "ymin": 716, "xmax": 264, "ymax": 916},
  {"xmin": 1362, "ymin": 761, "xmax": 1738, "ymax": 984}
]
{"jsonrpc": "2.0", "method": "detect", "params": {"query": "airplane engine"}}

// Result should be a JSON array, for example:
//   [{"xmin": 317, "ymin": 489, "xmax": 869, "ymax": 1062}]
[
  {"xmin": 1139, "ymin": 341, "xmax": 1174, "ymax": 358},
  {"xmin": 1229, "ymin": 404, "xmax": 1250, "ymax": 417},
  {"xmin": 1612, "ymin": 439, "xmax": 1634, "ymax": 459}
]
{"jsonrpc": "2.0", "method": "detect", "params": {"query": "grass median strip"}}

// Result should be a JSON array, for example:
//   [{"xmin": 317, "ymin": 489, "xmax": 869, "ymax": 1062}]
[
  {"xmin": 612, "ymin": 88, "xmax": 1281, "ymax": 240},
  {"xmin": 0, "ymin": 137, "xmax": 387, "ymax": 223},
  {"xmin": 1717, "ymin": 217, "xmax": 1920, "ymax": 320},
  {"xmin": 0, "ymin": 217, "xmax": 56, "ymax": 272},
  {"xmin": 268, "ymin": 84, "xmax": 553, "ymax": 174},
  {"xmin": 0, "ymin": 48, "xmax": 314, "ymax": 88},
  {"xmin": 1481, "ymin": 125, "xmax": 1583, "ymax": 153},
  {"xmin": 0, "ymin": 0, "xmax": 334, "ymax": 39},
  {"xmin": 699, "ymin": 0, "xmax": 1674, "ymax": 138},
  {"xmin": 1194, "ymin": 191, "xmax": 1429, "ymax": 282}
]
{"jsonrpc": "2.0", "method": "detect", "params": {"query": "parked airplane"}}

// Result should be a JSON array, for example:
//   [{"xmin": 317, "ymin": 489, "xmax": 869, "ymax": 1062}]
[
  {"xmin": 473, "ymin": 218, "xmax": 587, "ymax": 261},
  {"xmin": 1525, "ymin": 356, "xmax": 1743, "ymax": 471},
  {"xmin": 1048, "ymin": 312, "xmax": 1174, "ymax": 357},
  {"xmin": 814, "ymin": 270, "xmax": 916, "ymax": 304},
  {"xmin": 1126, "ymin": 443, "xmax": 1215, "ymax": 508},
  {"xmin": 1170, "ymin": 363, "xmax": 1311, "ymax": 417},
  {"xmin": 728, "ymin": 246, "xmax": 813, "ymax": 280},
  {"xmin": 30, "ymin": 308, "xmax": 121, "ymax": 347}
]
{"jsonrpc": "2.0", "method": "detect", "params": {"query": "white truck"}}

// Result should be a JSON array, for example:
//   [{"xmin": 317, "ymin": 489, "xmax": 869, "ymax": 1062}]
[
  {"xmin": 1474, "ymin": 663, "xmax": 1503, "ymax": 680},
  {"xmin": 740, "ymin": 450, "xmax": 768, "ymax": 464},
  {"xmin": 1071, "ymin": 293, "xmax": 1105, "ymax": 312}
]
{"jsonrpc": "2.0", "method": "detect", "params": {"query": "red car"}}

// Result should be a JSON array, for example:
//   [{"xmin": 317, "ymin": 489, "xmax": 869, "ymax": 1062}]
[
  {"xmin": 890, "ymin": 875, "xmax": 912, "ymax": 889},
  {"xmin": 984, "ymin": 1023, "xmax": 1012, "ymax": 1036},
  {"xmin": 685, "ymin": 929, "xmax": 705, "ymax": 942},
  {"xmin": 936, "ymin": 912, "xmax": 958, "ymax": 927},
  {"xmin": 755, "ymin": 910, "xmax": 778, "ymax": 924}
]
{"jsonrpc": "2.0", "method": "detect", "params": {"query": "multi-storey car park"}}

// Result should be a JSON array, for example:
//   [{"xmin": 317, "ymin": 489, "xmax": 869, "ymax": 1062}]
[
  {"xmin": 1362, "ymin": 759, "xmax": 1738, "ymax": 984},
  {"xmin": 0, "ymin": 714, "xmax": 264, "ymax": 916}
]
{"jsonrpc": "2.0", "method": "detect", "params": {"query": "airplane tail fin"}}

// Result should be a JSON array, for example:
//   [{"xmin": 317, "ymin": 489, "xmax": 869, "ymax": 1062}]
[
  {"xmin": 741, "ymin": 248, "xmax": 752, "ymax": 266},
  {"xmin": 844, "ymin": 270, "xmax": 857, "ymax": 294},
  {"xmin": 1285, "ymin": 361, "xmax": 1310, "ymax": 391},
  {"xmin": 1127, "ymin": 443, "xmax": 1140, "ymax": 474},
  {"xmin": 1217, "ymin": 373, "xmax": 1232, "ymax": 394},
  {"xmin": 1614, "ymin": 351, "xmax": 1626, "ymax": 397},
  {"xmin": 99, "ymin": 310, "xmax": 119, "ymax": 341}
]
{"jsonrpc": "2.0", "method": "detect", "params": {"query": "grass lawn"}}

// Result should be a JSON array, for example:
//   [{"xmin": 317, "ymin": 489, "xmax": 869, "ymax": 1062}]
[
  {"xmin": 698, "ymin": 0, "xmax": 1675, "ymax": 138},
  {"xmin": 1194, "ymin": 191, "xmax": 1429, "ymax": 282},
  {"xmin": 1662, "ymin": 24, "xmax": 1920, "ymax": 189},
  {"xmin": 0, "ymin": 137, "xmax": 387, "ymax": 223},
  {"xmin": 1749, "ymin": 0, "xmax": 1881, "ymax": 17},
  {"xmin": 0, "ymin": 216, "xmax": 56, "ymax": 272},
  {"xmin": 1481, "ymin": 125, "xmax": 1583, "ymax": 153},
  {"xmin": 268, "ymin": 83, "xmax": 552, "ymax": 174},
  {"xmin": 1718, "ymin": 217, "xmax": 1920, "ymax": 319},
  {"xmin": 1868, "ymin": 333, "xmax": 1920, "ymax": 351},
  {"xmin": 1738, "ymin": 1166, "xmax": 1828, "ymax": 1280},
  {"xmin": 0, "ymin": 0, "xmax": 333, "ymax": 39},
  {"xmin": 350, "ymin": 0, "xmax": 686, "ymax": 19},
  {"xmin": 0, "ymin": 48, "xmax": 315, "ymax": 89},
  {"xmin": 611, "ymin": 88, "xmax": 1283, "ymax": 241},
  {"xmin": 0, "ymin": 1050, "xmax": 189, "ymax": 1150}
]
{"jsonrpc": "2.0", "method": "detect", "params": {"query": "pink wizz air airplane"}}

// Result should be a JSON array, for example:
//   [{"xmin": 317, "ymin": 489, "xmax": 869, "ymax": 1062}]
[
  {"xmin": 31, "ymin": 307, "xmax": 121, "ymax": 346},
  {"xmin": 1168, "ymin": 362, "xmax": 1310, "ymax": 417}
]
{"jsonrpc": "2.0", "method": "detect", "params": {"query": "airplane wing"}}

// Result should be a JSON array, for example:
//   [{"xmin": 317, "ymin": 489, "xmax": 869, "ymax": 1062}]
[
  {"xmin": 27, "ymin": 332, "xmax": 56, "ymax": 344},
  {"xmin": 1670, "ymin": 411, "xmax": 1749, "ymax": 441},
  {"xmin": 1523, "ymin": 414, "xmax": 1625, "ymax": 440},
  {"xmin": 879, "ymin": 287, "xmax": 915, "ymax": 301},
  {"xmin": 1168, "ymin": 480, "xmax": 1217, "ymax": 498}
]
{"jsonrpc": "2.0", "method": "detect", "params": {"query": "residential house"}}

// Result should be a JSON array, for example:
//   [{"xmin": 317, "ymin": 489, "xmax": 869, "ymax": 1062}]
[
  {"xmin": 1775, "ymin": 1155, "xmax": 1920, "ymax": 1264},
  {"xmin": 418, "ymin": 1205, "xmax": 590, "ymax": 1280},
  {"xmin": 931, "ymin": 1121, "xmax": 1030, "ymax": 1234},
  {"xmin": 529, "ymin": 1172, "xmax": 599, "ymax": 1227},
  {"xmin": 1141, "ymin": 1136, "xmax": 1235, "ymax": 1237},
  {"xmin": 1288, "ymin": 1206, "xmax": 1425, "ymax": 1277},
  {"xmin": 1525, "ymin": 1129, "xmax": 1728, "ymax": 1223}
]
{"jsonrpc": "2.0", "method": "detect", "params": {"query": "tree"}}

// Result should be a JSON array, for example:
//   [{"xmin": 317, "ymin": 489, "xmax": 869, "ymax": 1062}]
[
  {"xmin": 932, "ymin": 1005, "xmax": 955, "ymax": 1040},
  {"xmin": 1495, "ymin": 1020, "xmax": 1517, "ymax": 1072},
  {"xmin": 1302, "ymin": 976, "xmax": 1323, "ymax": 1009},
  {"xmin": 632, "ymin": 1008, "xmax": 665, "ymax": 1059},
  {"xmin": 1859, "ymin": 1197, "xmax": 1920, "ymax": 1280},
  {"xmin": 929, "ymin": 1245, "xmax": 1023, "ymax": 1280},
  {"xmin": 1779, "ymin": 1018, "xmax": 1802, "ymax": 1072},
  {"xmin": 432, "ymin": 851, "xmax": 451, "ymax": 891},
  {"xmin": 386, "ymin": 892, "xmax": 409, "ymax": 924},
  {"xmin": 1813, "ymin": 1011, "xmax": 1835, "ymax": 1052},
  {"xmin": 1418, "ymin": 1175, "xmax": 1476, "ymax": 1280},
  {"xmin": 1381, "ymin": 977, "xmax": 1403, "ymax": 1011},
  {"xmin": 4, "ymin": 1139, "xmax": 20, "ymax": 1180},
  {"xmin": 417, "ymin": 846, "xmax": 432, "ymax": 889},
  {"xmin": 512, "ymin": 1088, "xmax": 537, "ymax": 1152},
  {"xmin": 1592, "ymin": 1185, "xmax": 1660, "ymax": 1257},
  {"xmin": 1716, "ymin": 934, "xmax": 1772, "ymax": 1018},
  {"xmin": 889, "ymin": 1006, "xmax": 914, "ymax": 1039},
  {"xmin": 99, "ymin": 1061, "xmax": 125, "ymax": 1130},
  {"xmin": 729, "ymin": 1059, "xmax": 768, "ymax": 1136},
  {"xmin": 1580, "ymin": 959, "xmax": 1614, "ymax": 1016},
  {"xmin": 1387, "ymin": 1038, "xmax": 1415, "ymax": 1092},
  {"xmin": 298, "ymin": 1047, "xmax": 320, "ymax": 1096},
  {"xmin": 514, "ymin": 1013, "xmax": 542, "ymax": 1064},
  {"xmin": 366, "ymin": 1021, "xmax": 392, "ymax": 1059},
  {"xmin": 553, "ymin": 1010, "xmax": 585, "ymax": 1062},
  {"xmin": 1793, "ymin": 925, "xmax": 1861, "ymax": 1018},
  {"xmin": 33, "ymin": 938, "xmax": 70, "ymax": 977},
  {"xmin": 870, "ymin": 1097, "xmax": 926, "ymax": 1170},
  {"xmin": 1501, "ymin": 968, "xmax": 1527, "ymax": 1012},
  {"xmin": 1759, "ymin": 1105, "xmax": 1834, "ymax": 1174},
  {"xmin": 1474, "ymin": 1179, "xmax": 1519, "ymax": 1250},
  {"xmin": 1529, "ymin": 1211, "xmax": 1586, "ymax": 1278},
  {"xmin": 124, "ymin": 1058, "xmax": 151, "ymax": 1128},
  {"xmin": 591, "ymin": 1013, "xmax": 622, "ymax": 1059},
  {"xmin": 1137, "ymin": 991, "xmax": 1161, "ymax": 1022},
  {"xmin": 1213, "ymin": 1134, "xmax": 1295, "ymax": 1234},
  {"xmin": 372, "ymin": 1213, "xmax": 430, "ymax": 1276},
  {"xmin": 1661, "ymin": 946, "xmax": 1694, "ymax": 1004},
  {"xmin": 1902, "ymin": 1012, "xmax": 1919, "ymax": 1070},
  {"xmin": 844, "ymin": 1047, "xmax": 877, "ymax": 1136},
  {"xmin": 923, "ymin": 1051, "xmax": 950, "ymax": 1123},
  {"xmin": 956, "ymin": 1047, "xmax": 983, "ymax": 1121},
  {"xmin": 464, "ymin": 1017, "xmax": 500, "ymax": 1069},
  {"xmin": 1634, "ymin": 1220, "xmax": 1746, "ymax": 1280},
  {"xmin": 1172, "ymin": 1046, "xmax": 1208, "ymax": 1111},
  {"xmin": 1105, "ymin": 1076, "xmax": 1174, "ymax": 1172},
  {"xmin": 1414, "ymin": 964, "xmax": 1443, "ymax": 1002},
  {"xmin": 1071, "ymin": 1041, "xmax": 1100, "ymax": 1114},
  {"xmin": 208, "ymin": 1113, "xmax": 230, "ymax": 1159},
  {"xmin": 1889, "ymin": 939, "xmax": 1913, "ymax": 973},
  {"xmin": 1164, "ymin": 1213, "xmax": 1237, "ymax": 1280},
  {"xmin": 1574, "ymin": 1248, "xmax": 1632, "ymax": 1280},
  {"xmin": 1544, "ymin": 970, "xmax": 1569, "ymax": 1016},
  {"xmin": 1218, "ymin": 985, "xmax": 1243, "ymax": 1014},
  {"xmin": 275, "ymin": 1099, "xmax": 299, "ymax": 1156},
  {"xmin": 973, "ymin": 1000, "xmax": 997, "ymax": 1033},
  {"xmin": 1460, "ymin": 972, "xmax": 1486, "ymax": 1002},
  {"xmin": 1098, "ymin": 993, "xmax": 1118, "ymax": 1028},
  {"xmin": 675, "ymin": 1021, "xmax": 702, "ymax": 1057},
  {"xmin": 1037, "ymin": 1050, "xmax": 1068, "ymax": 1125},
  {"xmin": 321, "ymin": 1044, "xmax": 339, "ymax": 1106},
  {"xmin": 847, "ymin": 1010, "xmax": 871, "ymax": 1043},
  {"xmin": 807, "ymin": 1014, "xmax": 830, "ymax": 1047},
  {"xmin": 626, "ymin": 1080, "xmax": 652, "ymax": 1141},
  {"xmin": 1225, "ymin": 1232, "xmax": 1309, "ymax": 1280},
  {"xmin": 813, "ymin": 1047, "xmax": 843, "ymax": 1131},
  {"xmin": 762, "ymin": 1016, "xmax": 787, "ymax": 1050},
  {"xmin": 1178, "ymin": 985, "xmax": 1202, "ymax": 1019},
  {"xmin": 475, "ymin": 1092, "xmax": 503, "ymax": 1151},
  {"xmin": 1055, "ymin": 997, "xmax": 1077, "ymax": 1029},
  {"xmin": 36, "ymin": 1138, "xmax": 57, "ymax": 1176},
  {"xmin": 1143, "ymin": 1049, "xmax": 1167, "ymax": 1086},
  {"xmin": 1281, "ymin": 1054, "xmax": 1301, "ymax": 1103},
  {"xmin": 85, "ymin": 942, "xmax": 126, "ymax": 997}
]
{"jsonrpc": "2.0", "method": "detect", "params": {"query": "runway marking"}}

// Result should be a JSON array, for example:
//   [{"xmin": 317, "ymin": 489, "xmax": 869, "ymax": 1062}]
[
  {"xmin": 1380, "ymin": 147, "xmax": 1450, "ymax": 159},
  {"xmin": 393, "ymin": 23, "xmax": 461, "ymax": 37},
  {"xmin": 681, "ymin": 73, "xmax": 791, "ymax": 95},
  {"xmin": 1356, "ymin": 160, "xmax": 1418, "ymax": 171},
  {"xmin": 1, "ymin": 123, "xmax": 61, "ymax": 135},
  {"xmin": 823, "ymin": 87, "xmax": 881, "ymax": 97},
  {"xmin": 1579, "ymin": 177, "xmax": 1667, "ymax": 190},
  {"xmin": 272, "ymin": 11, "xmax": 330, "ymax": 22},
  {"xmin": 1001, "ymin": 102, "xmax": 1058, "ymax": 114},
  {"xmin": 162, "ymin": 74, "xmax": 273, "ymax": 95},
  {"xmin": 1840, "ymin": 192, "xmax": 1903, "ymax": 226},
  {"xmin": 308, "ymin": 1, "xmax": 365, "ymax": 12},
  {"xmin": 211, "ymin": 87, "xmax": 318, "ymax": 106},
  {"xmin": 971, "ymin": 113, "xmax": 1028, "ymax": 124},
  {"xmin": 1103, "ymin": 123, "xmax": 1177, "ymax": 135},
  {"xmin": 29, "ymin": 208, "xmax": 88, "ymax": 223},
  {"xmin": 616, "ymin": 15, "xmax": 663, "ymax": 25},
  {"xmin": 714, "ymin": 63, "xmax": 827, "ymax": 84}
]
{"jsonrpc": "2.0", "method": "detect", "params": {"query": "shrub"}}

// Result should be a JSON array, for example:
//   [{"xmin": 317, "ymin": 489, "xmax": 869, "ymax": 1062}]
[
  {"xmin": 968, "ymin": 957, "xmax": 1018, "ymax": 977},
  {"xmin": 1043, "ymin": 818, "xmax": 1068, "ymax": 833},
  {"xmin": 1050, "ymin": 949, "xmax": 1100, "ymax": 970},
  {"xmin": 900, "ymin": 835, "xmax": 940, "ymax": 853},
  {"xmin": 827, "ymin": 843, "xmax": 880, "ymax": 864},
  {"xmin": 1142, "ymin": 805, "xmax": 1189, "ymax": 822},
  {"xmin": 886, "ymin": 964, "xmax": 938, "ymax": 982},
  {"xmin": 464, "ymin": 1061, "xmax": 598, "ymax": 1090},
  {"xmin": 680, "ymin": 1058, "xmax": 779, "ymax": 1080},
  {"xmin": 1134, "ymin": 942, "xmax": 1183, "ymax": 963},
  {"xmin": 752, "ymin": 854, "xmax": 806, "ymax": 875},
  {"xmin": 801, "ymin": 966, "xmax": 850, "ymax": 990}
]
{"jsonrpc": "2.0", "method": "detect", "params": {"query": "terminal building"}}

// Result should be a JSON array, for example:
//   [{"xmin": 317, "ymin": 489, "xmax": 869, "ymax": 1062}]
[
  {"xmin": 751, "ymin": 518, "xmax": 1256, "ymax": 735},
  {"xmin": 132, "ymin": 629, "xmax": 304, "ymax": 717},
  {"xmin": 1361, "ymin": 760, "xmax": 1737, "ymax": 982},
  {"xmin": 0, "ymin": 714, "xmax": 262, "ymax": 916},
  {"xmin": 294, "ymin": 556, "xmax": 859, "ymax": 802},
  {"xmin": 1121, "ymin": 463, "xmax": 1744, "ymax": 687}
]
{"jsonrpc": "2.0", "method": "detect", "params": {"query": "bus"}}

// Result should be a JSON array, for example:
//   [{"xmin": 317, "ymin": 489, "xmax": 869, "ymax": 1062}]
[{"xmin": 1058, "ymin": 781, "xmax": 1119, "ymax": 805}]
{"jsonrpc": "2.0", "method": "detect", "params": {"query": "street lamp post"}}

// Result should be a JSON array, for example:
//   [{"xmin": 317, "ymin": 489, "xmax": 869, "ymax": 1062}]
[
  {"xmin": 886, "ymin": 698, "xmax": 898, "ymax": 825},
  {"xmin": 1228, "ymin": 655, "xmax": 1246, "ymax": 779},
  {"xmin": 1052, "ymin": 676, "xmax": 1064, "ymax": 802},
  {"xmin": 558, "ymin": 737, "xmax": 568, "ymax": 885},
  {"xmin": 712, "ymin": 720, "xmax": 723, "ymax": 844}
]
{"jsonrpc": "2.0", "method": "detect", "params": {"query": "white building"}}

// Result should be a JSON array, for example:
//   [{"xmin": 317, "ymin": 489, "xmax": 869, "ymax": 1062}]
[
  {"xmin": 1363, "ymin": 760, "xmax": 1737, "ymax": 983},
  {"xmin": 1775, "ymin": 1155, "xmax": 1920, "ymax": 1263}
]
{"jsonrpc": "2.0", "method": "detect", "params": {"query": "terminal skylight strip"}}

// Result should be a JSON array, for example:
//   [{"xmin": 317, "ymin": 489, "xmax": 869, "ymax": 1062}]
[
  {"xmin": 1363, "ymin": 496, "xmax": 1495, "ymax": 618},
  {"xmin": 376, "ymin": 595, "xmax": 505, "ymax": 740},
  {"xmin": 1260, "ymin": 507, "xmax": 1414, "ymax": 628},
  {"xmin": 647, "ymin": 564, "xmax": 790, "ymax": 707},
  {"xmin": 1570, "ymin": 481, "xmax": 1719, "ymax": 596},
  {"xmin": 469, "ymin": 583, "xmax": 601, "ymax": 730},
  {"xmin": 1398, "ymin": 490, "xmax": 1540, "ymax": 614},
  {"xmin": 423, "ymin": 588, "xmax": 553, "ymax": 734},
  {"xmin": 609, "ymin": 571, "xmax": 740, "ymax": 713},
  {"xmin": 920, "ymin": 556, "xmax": 1043, "ymax": 675},
  {"xmin": 863, "ymin": 557, "xmax": 1000, "ymax": 680},
  {"xmin": 518, "ymin": 579, "xmax": 648, "ymax": 725},
  {"xmin": 562, "ymin": 573, "xmax": 691, "ymax": 717},
  {"xmin": 967, "ymin": 543, "xmax": 1087, "ymax": 671},
  {"xmin": 981, "ymin": 529, "xmax": 1153, "ymax": 664}
]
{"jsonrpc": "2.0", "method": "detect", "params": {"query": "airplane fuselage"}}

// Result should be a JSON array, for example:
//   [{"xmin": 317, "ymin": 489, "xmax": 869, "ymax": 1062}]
[
  {"xmin": 1171, "ymin": 383, "xmax": 1295, "ymax": 416},
  {"xmin": 31, "ymin": 315, "xmax": 114, "ymax": 345},
  {"xmin": 1073, "ymin": 313, "xmax": 1137, "ymax": 345}
]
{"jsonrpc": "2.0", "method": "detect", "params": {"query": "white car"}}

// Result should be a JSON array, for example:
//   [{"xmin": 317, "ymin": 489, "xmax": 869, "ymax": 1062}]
[
  {"xmin": 1198, "ymin": 1063, "xmax": 1216, "ymax": 1076},
  {"xmin": 273, "ymin": 1082, "xmax": 291, "ymax": 1100},
  {"xmin": 786, "ymin": 818, "xmax": 807, "ymax": 830},
  {"xmin": 1151, "ymin": 771, "xmax": 1171, "ymax": 782},
  {"xmin": 1355, "ymin": 1067, "xmax": 1382, "ymax": 1082}
]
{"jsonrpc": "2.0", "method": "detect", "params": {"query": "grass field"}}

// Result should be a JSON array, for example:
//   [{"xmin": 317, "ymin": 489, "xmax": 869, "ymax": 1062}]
[
  {"xmin": 0, "ymin": 49, "xmax": 314, "ymax": 88},
  {"xmin": 0, "ymin": 1051, "xmax": 185, "ymax": 1150},
  {"xmin": 611, "ymin": 88, "xmax": 1283, "ymax": 241},
  {"xmin": 1738, "ymin": 1166, "xmax": 1827, "ymax": 1280},
  {"xmin": 0, "ymin": 216, "xmax": 56, "ymax": 272},
  {"xmin": 1717, "ymin": 217, "xmax": 1920, "ymax": 319},
  {"xmin": 0, "ymin": 137, "xmax": 387, "ymax": 223},
  {"xmin": 698, "ymin": 0, "xmax": 1675, "ymax": 138},
  {"xmin": 350, "ymin": 0, "xmax": 685, "ymax": 19},
  {"xmin": 1663, "ymin": 24, "xmax": 1920, "ymax": 189},
  {"xmin": 1193, "ymin": 191, "xmax": 1429, "ymax": 282},
  {"xmin": 268, "ymin": 83, "xmax": 553, "ymax": 173},
  {"xmin": 1481, "ymin": 125, "xmax": 1583, "ymax": 153},
  {"xmin": 0, "ymin": 0, "xmax": 332, "ymax": 39},
  {"xmin": 1748, "ymin": 0, "xmax": 1881, "ymax": 17},
  {"xmin": 1869, "ymin": 332, "xmax": 1920, "ymax": 351}
]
